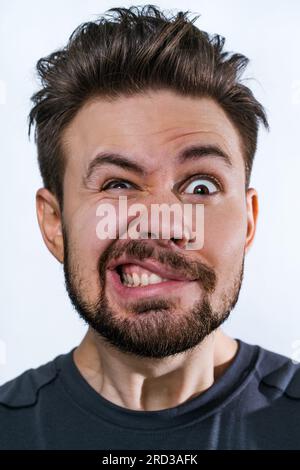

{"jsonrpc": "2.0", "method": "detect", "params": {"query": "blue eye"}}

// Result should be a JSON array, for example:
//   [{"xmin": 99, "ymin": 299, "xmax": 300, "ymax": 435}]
[
  {"xmin": 184, "ymin": 177, "xmax": 219, "ymax": 195},
  {"xmin": 103, "ymin": 179, "xmax": 134, "ymax": 190}
]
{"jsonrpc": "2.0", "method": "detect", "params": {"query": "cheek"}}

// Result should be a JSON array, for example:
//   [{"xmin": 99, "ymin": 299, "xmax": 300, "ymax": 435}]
[
  {"xmin": 66, "ymin": 200, "xmax": 130, "ymax": 273},
  {"xmin": 201, "ymin": 198, "xmax": 248, "ymax": 270},
  {"xmin": 66, "ymin": 205, "xmax": 111, "ymax": 280}
]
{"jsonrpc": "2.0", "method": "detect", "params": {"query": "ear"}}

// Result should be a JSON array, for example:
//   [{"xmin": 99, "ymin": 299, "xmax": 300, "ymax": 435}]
[
  {"xmin": 245, "ymin": 187, "xmax": 259, "ymax": 253},
  {"xmin": 36, "ymin": 188, "xmax": 64, "ymax": 263}
]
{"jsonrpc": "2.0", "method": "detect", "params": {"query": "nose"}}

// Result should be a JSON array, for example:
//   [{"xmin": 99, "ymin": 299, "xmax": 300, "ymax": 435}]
[{"xmin": 127, "ymin": 190, "xmax": 194, "ymax": 250}]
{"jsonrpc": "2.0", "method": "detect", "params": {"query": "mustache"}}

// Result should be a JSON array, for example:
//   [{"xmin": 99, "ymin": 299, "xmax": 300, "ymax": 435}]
[{"xmin": 98, "ymin": 239, "xmax": 216, "ymax": 293}]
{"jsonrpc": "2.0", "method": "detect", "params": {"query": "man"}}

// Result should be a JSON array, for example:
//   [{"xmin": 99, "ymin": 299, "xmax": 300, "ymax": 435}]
[{"xmin": 1, "ymin": 4, "xmax": 299, "ymax": 450}]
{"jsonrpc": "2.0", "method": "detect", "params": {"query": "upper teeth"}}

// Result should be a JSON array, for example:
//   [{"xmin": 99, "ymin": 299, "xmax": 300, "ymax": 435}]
[{"xmin": 122, "ymin": 272, "xmax": 168, "ymax": 287}]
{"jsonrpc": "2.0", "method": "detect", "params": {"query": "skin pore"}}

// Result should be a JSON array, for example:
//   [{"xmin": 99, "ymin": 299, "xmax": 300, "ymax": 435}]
[{"xmin": 36, "ymin": 89, "xmax": 258, "ymax": 411}]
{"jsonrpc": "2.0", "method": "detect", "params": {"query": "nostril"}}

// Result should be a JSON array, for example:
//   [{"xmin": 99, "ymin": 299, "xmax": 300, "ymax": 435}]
[{"xmin": 170, "ymin": 237, "xmax": 189, "ymax": 249}]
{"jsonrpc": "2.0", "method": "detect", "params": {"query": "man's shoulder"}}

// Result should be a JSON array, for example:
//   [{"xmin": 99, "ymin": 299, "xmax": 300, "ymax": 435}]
[
  {"xmin": 0, "ymin": 351, "xmax": 69, "ymax": 409},
  {"xmin": 1, "ymin": 342, "xmax": 300, "ymax": 408},
  {"xmin": 250, "ymin": 340, "xmax": 300, "ymax": 400}
]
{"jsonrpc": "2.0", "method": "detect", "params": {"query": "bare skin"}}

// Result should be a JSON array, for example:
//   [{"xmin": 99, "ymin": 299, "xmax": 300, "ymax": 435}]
[
  {"xmin": 36, "ymin": 90, "xmax": 258, "ymax": 411},
  {"xmin": 73, "ymin": 328, "xmax": 239, "ymax": 411}
]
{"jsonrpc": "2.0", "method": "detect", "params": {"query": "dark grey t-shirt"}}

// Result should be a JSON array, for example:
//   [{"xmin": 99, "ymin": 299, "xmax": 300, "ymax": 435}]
[{"xmin": 1, "ymin": 338, "xmax": 300, "ymax": 450}]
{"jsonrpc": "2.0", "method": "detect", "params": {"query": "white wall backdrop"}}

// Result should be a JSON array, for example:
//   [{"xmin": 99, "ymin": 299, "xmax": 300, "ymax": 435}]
[{"xmin": 1, "ymin": 0, "xmax": 300, "ymax": 384}]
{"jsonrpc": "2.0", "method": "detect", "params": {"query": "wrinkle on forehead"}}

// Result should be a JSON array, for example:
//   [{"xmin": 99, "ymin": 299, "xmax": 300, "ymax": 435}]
[{"xmin": 62, "ymin": 91, "xmax": 244, "ymax": 173}]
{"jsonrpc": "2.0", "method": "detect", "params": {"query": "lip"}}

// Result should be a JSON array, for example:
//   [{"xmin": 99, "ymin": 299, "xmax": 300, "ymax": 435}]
[
  {"xmin": 106, "ymin": 267, "xmax": 197, "ymax": 301},
  {"xmin": 107, "ymin": 256, "xmax": 196, "ymax": 282}
]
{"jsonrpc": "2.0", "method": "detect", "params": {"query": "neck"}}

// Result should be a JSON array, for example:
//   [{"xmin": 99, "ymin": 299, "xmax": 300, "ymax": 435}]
[{"xmin": 73, "ymin": 327, "xmax": 238, "ymax": 411}]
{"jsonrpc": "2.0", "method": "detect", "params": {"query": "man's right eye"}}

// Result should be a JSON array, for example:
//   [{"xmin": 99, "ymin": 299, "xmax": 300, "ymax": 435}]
[{"xmin": 102, "ymin": 179, "xmax": 135, "ymax": 190}]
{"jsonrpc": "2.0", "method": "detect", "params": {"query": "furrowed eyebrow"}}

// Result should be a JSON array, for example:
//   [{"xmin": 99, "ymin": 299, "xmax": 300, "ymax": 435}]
[
  {"xmin": 84, "ymin": 153, "xmax": 147, "ymax": 183},
  {"xmin": 83, "ymin": 144, "xmax": 233, "ymax": 184}
]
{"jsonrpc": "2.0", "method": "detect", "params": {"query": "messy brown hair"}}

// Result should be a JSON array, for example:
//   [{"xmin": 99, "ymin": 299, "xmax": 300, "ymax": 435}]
[{"xmin": 28, "ymin": 4, "xmax": 269, "ymax": 209}]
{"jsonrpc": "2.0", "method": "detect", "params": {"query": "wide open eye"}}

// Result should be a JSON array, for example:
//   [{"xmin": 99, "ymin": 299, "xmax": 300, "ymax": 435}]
[{"xmin": 183, "ymin": 177, "xmax": 220, "ymax": 195}]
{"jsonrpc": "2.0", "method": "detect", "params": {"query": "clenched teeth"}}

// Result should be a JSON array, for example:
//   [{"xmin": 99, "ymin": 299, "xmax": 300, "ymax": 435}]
[{"xmin": 121, "ymin": 272, "xmax": 168, "ymax": 287}]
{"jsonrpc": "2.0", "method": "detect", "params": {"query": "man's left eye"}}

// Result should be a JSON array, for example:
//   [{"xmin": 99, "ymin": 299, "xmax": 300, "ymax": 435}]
[
  {"xmin": 183, "ymin": 177, "xmax": 219, "ymax": 195},
  {"xmin": 103, "ymin": 179, "xmax": 134, "ymax": 190}
]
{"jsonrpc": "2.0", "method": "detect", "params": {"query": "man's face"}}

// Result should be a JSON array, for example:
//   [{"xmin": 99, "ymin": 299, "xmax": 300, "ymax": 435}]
[{"xmin": 53, "ymin": 90, "xmax": 255, "ymax": 358}]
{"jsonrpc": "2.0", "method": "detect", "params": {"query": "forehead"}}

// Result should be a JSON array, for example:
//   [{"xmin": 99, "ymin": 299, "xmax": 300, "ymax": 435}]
[{"xmin": 62, "ymin": 89, "xmax": 244, "ymax": 173}]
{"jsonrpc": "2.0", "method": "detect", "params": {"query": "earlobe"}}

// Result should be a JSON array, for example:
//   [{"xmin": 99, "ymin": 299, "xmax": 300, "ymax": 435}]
[
  {"xmin": 36, "ymin": 188, "xmax": 64, "ymax": 263},
  {"xmin": 245, "ymin": 188, "xmax": 259, "ymax": 253}
]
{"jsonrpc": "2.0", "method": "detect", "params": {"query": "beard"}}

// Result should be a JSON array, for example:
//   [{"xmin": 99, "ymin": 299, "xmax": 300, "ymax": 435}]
[{"xmin": 63, "ymin": 226, "xmax": 244, "ymax": 359}]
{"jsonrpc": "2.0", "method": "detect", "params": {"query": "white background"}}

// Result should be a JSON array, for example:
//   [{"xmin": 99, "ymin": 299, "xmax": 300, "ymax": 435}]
[{"xmin": 1, "ymin": 0, "xmax": 300, "ymax": 384}]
